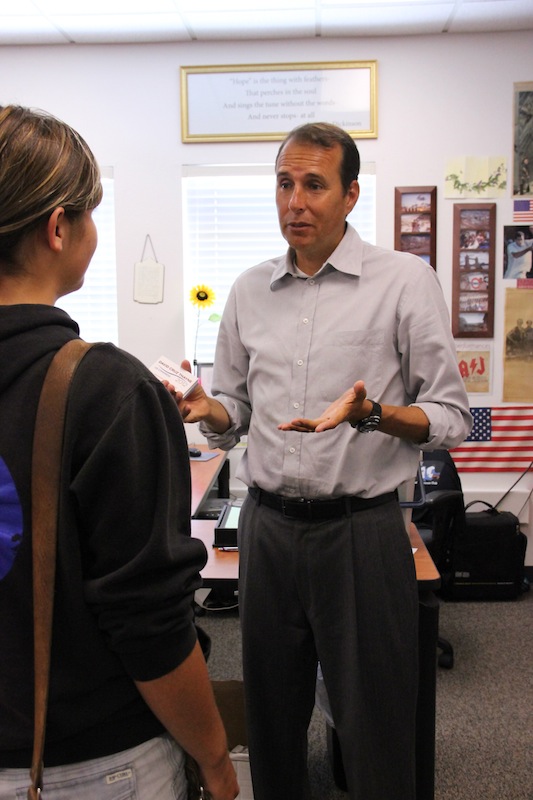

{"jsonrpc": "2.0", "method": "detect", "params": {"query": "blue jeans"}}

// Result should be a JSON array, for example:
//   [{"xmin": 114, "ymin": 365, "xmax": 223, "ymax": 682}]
[{"xmin": 0, "ymin": 734, "xmax": 188, "ymax": 799}]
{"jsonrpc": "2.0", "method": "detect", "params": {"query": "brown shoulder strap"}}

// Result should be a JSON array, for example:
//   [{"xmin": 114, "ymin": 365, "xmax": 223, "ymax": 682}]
[{"xmin": 28, "ymin": 339, "xmax": 94, "ymax": 799}]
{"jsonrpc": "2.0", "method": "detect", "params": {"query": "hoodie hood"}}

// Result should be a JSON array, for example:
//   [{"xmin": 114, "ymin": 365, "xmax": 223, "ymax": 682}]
[{"xmin": 0, "ymin": 305, "xmax": 79, "ymax": 394}]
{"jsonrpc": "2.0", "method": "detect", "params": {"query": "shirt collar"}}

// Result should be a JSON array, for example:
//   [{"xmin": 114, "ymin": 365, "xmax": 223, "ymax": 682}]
[{"xmin": 269, "ymin": 223, "xmax": 364, "ymax": 290}]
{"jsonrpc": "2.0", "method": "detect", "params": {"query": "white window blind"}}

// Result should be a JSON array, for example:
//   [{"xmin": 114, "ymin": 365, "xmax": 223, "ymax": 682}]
[
  {"xmin": 182, "ymin": 164, "xmax": 376, "ymax": 364},
  {"xmin": 56, "ymin": 173, "xmax": 118, "ymax": 344}
]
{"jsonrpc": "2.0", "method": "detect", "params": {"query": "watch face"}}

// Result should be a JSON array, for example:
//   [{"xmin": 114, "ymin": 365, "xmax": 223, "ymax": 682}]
[
  {"xmin": 356, "ymin": 401, "xmax": 382, "ymax": 433},
  {"xmin": 358, "ymin": 416, "xmax": 380, "ymax": 432}
]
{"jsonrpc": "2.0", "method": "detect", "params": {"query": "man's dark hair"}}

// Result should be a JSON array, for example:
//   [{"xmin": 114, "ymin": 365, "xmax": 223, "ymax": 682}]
[{"xmin": 276, "ymin": 122, "xmax": 360, "ymax": 193}]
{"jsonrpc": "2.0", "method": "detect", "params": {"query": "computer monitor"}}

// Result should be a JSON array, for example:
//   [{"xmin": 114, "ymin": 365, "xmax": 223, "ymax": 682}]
[{"xmin": 213, "ymin": 501, "xmax": 241, "ymax": 548}]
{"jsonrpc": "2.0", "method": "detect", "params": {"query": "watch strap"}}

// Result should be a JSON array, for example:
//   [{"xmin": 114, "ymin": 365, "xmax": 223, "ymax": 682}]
[{"xmin": 351, "ymin": 400, "xmax": 382, "ymax": 432}]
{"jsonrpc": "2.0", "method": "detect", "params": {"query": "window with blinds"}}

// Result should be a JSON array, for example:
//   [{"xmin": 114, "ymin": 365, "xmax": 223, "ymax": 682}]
[
  {"xmin": 182, "ymin": 164, "xmax": 376, "ymax": 364},
  {"xmin": 56, "ymin": 173, "xmax": 118, "ymax": 344}
]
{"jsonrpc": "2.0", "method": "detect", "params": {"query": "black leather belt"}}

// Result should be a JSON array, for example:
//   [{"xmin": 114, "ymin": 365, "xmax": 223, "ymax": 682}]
[{"xmin": 248, "ymin": 487, "xmax": 397, "ymax": 522}]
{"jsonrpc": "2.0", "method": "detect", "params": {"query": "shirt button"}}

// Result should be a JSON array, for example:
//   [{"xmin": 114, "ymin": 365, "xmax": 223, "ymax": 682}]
[
  {"xmin": 289, "ymin": 447, "xmax": 296, "ymax": 454},
  {"xmin": 302, "ymin": 318, "xmax": 309, "ymax": 324},
  {"xmin": 293, "ymin": 402, "xmax": 300, "ymax": 409},
  {"xmin": 297, "ymin": 359, "xmax": 303, "ymax": 366},
  {"xmin": 308, "ymin": 279, "xmax": 315, "ymax": 286}
]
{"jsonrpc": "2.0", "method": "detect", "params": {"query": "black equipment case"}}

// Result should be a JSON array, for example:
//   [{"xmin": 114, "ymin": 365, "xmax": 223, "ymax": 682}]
[{"xmin": 443, "ymin": 500, "xmax": 527, "ymax": 600}]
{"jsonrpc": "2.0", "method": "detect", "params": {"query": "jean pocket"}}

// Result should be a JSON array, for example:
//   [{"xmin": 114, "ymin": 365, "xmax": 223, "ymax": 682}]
[{"xmin": 17, "ymin": 765, "xmax": 136, "ymax": 800}]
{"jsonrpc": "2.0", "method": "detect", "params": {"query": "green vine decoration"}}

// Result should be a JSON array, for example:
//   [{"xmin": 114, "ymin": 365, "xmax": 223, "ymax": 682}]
[{"xmin": 445, "ymin": 163, "xmax": 506, "ymax": 195}]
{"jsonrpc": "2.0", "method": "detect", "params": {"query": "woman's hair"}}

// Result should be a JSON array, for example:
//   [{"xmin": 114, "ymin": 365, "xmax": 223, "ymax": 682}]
[
  {"xmin": 275, "ymin": 122, "xmax": 361, "ymax": 193},
  {"xmin": 0, "ymin": 105, "xmax": 102, "ymax": 271}
]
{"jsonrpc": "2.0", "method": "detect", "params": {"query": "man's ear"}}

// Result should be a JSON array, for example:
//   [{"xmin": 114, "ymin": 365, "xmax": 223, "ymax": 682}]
[
  {"xmin": 345, "ymin": 180, "xmax": 360, "ymax": 215},
  {"xmin": 45, "ymin": 207, "xmax": 66, "ymax": 253}
]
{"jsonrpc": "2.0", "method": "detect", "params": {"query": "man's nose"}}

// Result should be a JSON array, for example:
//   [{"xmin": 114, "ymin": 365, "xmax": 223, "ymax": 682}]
[{"xmin": 288, "ymin": 186, "xmax": 305, "ymax": 211}]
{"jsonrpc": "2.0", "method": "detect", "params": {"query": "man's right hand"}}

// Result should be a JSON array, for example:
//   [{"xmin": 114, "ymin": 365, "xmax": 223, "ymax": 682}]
[
  {"xmin": 169, "ymin": 359, "xmax": 213, "ymax": 424},
  {"xmin": 164, "ymin": 360, "xmax": 231, "ymax": 433}
]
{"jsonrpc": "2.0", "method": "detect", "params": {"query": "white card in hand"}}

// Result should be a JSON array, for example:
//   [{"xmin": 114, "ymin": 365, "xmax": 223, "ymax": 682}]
[{"xmin": 150, "ymin": 356, "xmax": 198, "ymax": 397}]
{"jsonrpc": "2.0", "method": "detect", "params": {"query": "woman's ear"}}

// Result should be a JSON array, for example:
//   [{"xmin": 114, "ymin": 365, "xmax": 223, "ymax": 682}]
[{"xmin": 45, "ymin": 207, "xmax": 66, "ymax": 252}]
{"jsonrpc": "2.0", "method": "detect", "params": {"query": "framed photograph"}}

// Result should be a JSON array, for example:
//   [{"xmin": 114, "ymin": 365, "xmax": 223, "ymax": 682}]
[
  {"xmin": 503, "ymin": 224, "xmax": 533, "ymax": 280},
  {"xmin": 180, "ymin": 61, "xmax": 377, "ymax": 143},
  {"xmin": 513, "ymin": 81, "xmax": 533, "ymax": 197},
  {"xmin": 503, "ymin": 287, "xmax": 533, "ymax": 402},
  {"xmin": 451, "ymin": 204, "xmax": 496, "ymax": 338},
  {"xmin": 394, "ymin": 187, "xmax": 436, "ymax": 269}
]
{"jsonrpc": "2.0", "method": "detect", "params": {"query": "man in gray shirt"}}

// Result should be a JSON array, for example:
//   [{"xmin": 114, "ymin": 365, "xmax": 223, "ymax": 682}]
[{"xmin": 176, "ymin": 123, "xmax": 471, "ymax": 800}]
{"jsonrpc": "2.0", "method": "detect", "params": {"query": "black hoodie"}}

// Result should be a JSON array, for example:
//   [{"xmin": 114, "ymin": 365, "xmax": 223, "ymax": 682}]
[{"xmin": 0, "ymin": 305, "xmax": 206, "ymax": 767}]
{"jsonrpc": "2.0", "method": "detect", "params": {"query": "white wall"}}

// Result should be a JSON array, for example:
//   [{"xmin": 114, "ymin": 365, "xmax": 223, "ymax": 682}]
[{"xmin": 2, "ymin": 31, "xmax": 532, "ymax": 561}]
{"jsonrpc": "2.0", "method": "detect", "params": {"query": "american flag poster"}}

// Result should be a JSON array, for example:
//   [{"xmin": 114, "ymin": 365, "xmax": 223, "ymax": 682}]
[
  {"xmin": 513, "ymin": 199, "xmax": 533, "ymax": 224},
  {"xmin": 451, "ymin": 407, "xmax": 533, "ymax": 472}
]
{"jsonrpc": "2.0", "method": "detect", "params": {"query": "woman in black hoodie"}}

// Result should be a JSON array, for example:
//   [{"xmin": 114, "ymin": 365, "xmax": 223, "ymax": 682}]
[{"xmin": 0, "ymin": 105, "xmax": 237, "ymax": 800}]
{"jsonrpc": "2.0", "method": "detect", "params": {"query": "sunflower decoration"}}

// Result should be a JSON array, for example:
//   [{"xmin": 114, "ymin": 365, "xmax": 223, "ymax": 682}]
[
  {"xmin": 189, "ymin": 283, "xmax": 221, "ymax": 371},
  {"xmin": 190, "ymin": 284, "xmax": 216, "ymax": 308}
]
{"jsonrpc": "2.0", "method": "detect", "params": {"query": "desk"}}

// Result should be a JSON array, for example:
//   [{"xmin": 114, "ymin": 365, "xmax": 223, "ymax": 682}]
[
  {"xmin": 191, "ymin": 517, "xmax": 440, "ymax": 800},
  {"xmin": 192, "ymin": 520, "xmax": 439, "ymax": 600},
  {"xmin": 192, "ymin": 518, "xmax": 239, "ymax": 598},
  {"xmin": 189, "ymin": 445, "xmax": 229, "ymax": 518}
]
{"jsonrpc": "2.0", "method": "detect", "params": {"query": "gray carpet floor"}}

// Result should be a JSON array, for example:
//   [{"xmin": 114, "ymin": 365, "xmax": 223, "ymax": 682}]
[{"xmin": 196, "ymin": 587, "xmax": 533, "ymax": 800}]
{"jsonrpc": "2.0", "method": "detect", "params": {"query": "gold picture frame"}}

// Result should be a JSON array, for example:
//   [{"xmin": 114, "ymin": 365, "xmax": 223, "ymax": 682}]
[{"xmin": 180, "ymin": 61, "xmax": 377, "ymax": 143}]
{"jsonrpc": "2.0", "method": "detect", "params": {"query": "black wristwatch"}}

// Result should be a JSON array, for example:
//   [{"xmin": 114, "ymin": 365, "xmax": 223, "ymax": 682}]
[{"xmin": 352, "ymin": 400, "xmax": 382, "ymax": 433}]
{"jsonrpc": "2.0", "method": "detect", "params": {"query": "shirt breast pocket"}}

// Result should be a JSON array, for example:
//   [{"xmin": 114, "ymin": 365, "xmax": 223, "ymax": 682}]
[{"xmin": 318, "ymin": 329, "xmax": 386, "ymax": 398}]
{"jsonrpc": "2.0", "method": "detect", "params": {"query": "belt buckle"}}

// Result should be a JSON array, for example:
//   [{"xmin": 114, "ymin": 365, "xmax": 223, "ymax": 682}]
[{"xmin": 281, "ymin": 496, "xmax": 311, "ymax": 519}]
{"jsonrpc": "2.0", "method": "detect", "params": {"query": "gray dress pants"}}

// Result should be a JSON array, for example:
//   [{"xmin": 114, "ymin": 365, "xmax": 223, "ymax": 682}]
[{"xmin": 238, "ymin": 492, "xmax": 419, "ymax": 800}]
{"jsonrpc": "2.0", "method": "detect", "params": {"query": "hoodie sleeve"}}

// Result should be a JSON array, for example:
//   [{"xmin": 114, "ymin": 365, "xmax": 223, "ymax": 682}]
[{"xmin": 68, "ymin": 348, "xmax": 207, "ymax": 681}]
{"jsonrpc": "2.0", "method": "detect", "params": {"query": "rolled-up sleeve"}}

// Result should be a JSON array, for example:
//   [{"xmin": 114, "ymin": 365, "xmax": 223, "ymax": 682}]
[
  {"xmin": 399, "ymin": 265, "xmax": 472, "ymax": 450},
  {"xmin": 200, "ymin": 285, "xmax": 253, "ymax": 450}
]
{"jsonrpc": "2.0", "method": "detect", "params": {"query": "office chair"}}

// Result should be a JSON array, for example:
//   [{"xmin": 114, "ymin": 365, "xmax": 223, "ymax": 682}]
[{"xmin": 411, "ymin": 449, "xmax": 467, "ymax": 669}]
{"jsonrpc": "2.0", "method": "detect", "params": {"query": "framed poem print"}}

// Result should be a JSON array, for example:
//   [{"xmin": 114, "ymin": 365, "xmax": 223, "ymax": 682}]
[
  {"xmin": 180, "ymin": 61, "xmax": 377, "ymax": 143},
  {"xmin": 451, "ymin": 203, "xmax": 496, "ymax": 338},
  {"xmin": 394, "ymin": 187, "xmax": 436, "ymax": 269}
]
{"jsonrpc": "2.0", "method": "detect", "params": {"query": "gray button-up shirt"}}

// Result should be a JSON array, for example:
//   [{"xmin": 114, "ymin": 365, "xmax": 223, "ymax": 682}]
[{"xmin": 201, "ymin": 224, "xmax": 471, "ymax": 499}]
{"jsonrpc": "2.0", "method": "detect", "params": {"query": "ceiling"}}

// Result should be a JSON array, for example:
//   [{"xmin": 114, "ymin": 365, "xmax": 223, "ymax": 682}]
[{"xmin": 1, "ymin": 0, "xmax": 532, "ymax": 46}]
